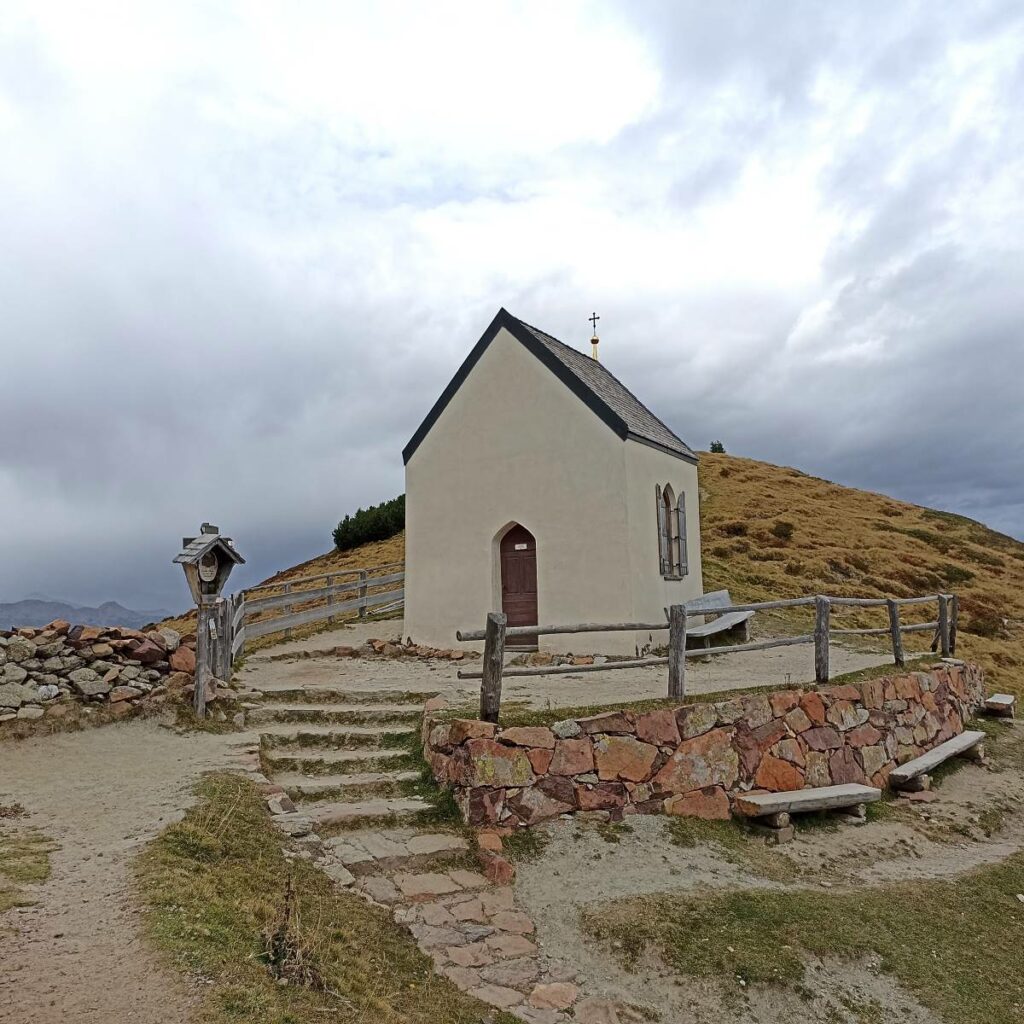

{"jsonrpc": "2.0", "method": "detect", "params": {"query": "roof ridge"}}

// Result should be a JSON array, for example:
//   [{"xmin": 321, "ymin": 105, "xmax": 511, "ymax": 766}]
[
  {"xmin": 402, "ymin": 307, "xmax": 696, "ymax": 464},
  {"xmin": 505, "ymin": 312, "xmax": 696, "ymax": 461}
]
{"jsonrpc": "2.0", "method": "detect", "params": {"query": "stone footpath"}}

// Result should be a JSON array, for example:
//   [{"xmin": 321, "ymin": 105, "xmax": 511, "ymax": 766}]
[{"xmin": 230, "ymin": 680, "xmax": 637, "ymax": 1023}]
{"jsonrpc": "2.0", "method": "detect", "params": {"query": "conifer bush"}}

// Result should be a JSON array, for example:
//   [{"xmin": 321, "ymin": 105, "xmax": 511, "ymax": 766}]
[{"xmin": 332, "ymin": 494, "xmax": 405, "ymax": 551}]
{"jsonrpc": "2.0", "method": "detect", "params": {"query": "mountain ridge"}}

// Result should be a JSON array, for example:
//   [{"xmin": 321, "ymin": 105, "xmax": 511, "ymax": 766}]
[{"xmin": 1, "ymin": 598, "xmax": 172, "ymax": 631}]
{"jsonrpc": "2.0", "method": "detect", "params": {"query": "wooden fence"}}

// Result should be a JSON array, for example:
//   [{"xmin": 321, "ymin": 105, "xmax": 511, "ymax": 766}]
[
  {"xmin": 456, "ymin": 592, "xmax": 959, "ymax": 723},
  {"xmin": 211, "ymin": 561, "xmax": 404, "ymax": 670}
]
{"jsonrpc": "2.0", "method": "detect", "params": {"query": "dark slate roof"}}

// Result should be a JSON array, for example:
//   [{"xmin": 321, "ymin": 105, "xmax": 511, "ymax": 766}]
[
  {"xmin": 403, "ymin": 308, "xmax": 696, "ymax": 464},
  {"xmin": 174, "ymin": 534, "xmax": 245, "ymax": 566},
  {"xmin": 512, "ymin": 316, "xmax": 696, "ymax": 461}
]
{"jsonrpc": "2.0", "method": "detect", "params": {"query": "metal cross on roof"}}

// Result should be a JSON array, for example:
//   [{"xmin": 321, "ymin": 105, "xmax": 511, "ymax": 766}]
[{"xmin": 589, "ymin": 311, "xmax": 600, "ymax": 334}]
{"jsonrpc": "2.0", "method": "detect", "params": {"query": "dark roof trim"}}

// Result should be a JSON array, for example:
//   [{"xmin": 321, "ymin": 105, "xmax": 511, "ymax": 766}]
[
  {"xmin": 625, "ymin": 431, "xmax": 698, "ymax": 464},
  {"xmin": 402, "ymin": 308, "xmax": 695, "ymax": 465}
]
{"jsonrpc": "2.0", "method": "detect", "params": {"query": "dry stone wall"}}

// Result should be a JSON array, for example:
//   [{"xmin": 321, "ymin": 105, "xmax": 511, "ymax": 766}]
[
  {"xmin": 423, "ymin": 662, "xmax": 985, "ymax": 827},
  {"xmin": 0, "ymin": 619, "xmax": 196, "ymax": 724}
]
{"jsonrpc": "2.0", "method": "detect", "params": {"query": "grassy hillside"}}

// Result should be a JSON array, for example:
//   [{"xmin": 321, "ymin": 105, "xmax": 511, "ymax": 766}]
[
  {"xmin": 165, "ymin": 453, "xmax": 1022, "ymax": 693},
  {"xmin": 697, "ymin": 452, "xmax": 1022, "ymax": 695}
]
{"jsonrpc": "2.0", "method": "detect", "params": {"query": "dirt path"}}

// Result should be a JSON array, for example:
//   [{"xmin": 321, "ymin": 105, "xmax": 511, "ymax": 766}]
[
  {"xmin": 240, "ymin": 619, "xmax": 892, "ymax": 709},
  {"xmin": 0, "ymin": 719, "xmax": 236, "ymax": 1024}
]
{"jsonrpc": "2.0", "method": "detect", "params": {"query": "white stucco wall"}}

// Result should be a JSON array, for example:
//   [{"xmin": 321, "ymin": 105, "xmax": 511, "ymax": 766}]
[
  {"xmin": 404, "ymin": 327, "xmax": 703, "ymax": 655},
  {"xmin": 622, "ymin": 438, "xmax": 705, "ymax": 651}
]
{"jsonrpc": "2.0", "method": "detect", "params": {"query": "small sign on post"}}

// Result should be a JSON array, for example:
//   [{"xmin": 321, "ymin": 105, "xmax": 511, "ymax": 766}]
[{"xmin": 174, "ymin": 524, "xmax": 245, "ymax": 718}]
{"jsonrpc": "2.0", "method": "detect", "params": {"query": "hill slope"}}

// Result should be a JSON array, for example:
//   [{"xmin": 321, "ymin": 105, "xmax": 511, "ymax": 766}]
[
  {"xmin": 696, "ymin": 452, "xmax": 1022, "ymax": 693},
  {"xmin": 185, "ymin": 453, "xmax": 1023, "ymax": 693}
]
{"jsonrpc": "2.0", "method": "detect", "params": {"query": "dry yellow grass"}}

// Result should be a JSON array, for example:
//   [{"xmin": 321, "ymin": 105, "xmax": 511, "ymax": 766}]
[
  {"xmin": 698, "ymin": 452, "xmax": 1023, "ymax": 695},
  {"xmin": 163, "ymin": 453, "xmax": 1022, "ymax": 693}
]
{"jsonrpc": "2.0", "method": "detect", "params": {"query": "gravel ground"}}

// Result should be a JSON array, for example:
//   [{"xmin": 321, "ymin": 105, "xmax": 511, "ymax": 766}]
[
  {"xmin": 0, "ymin": 719, "xmax": 234, "ymax": 1024},
  {"xmin": 239, "ymin": 618, "xmax": 894, "ymax": 709}
]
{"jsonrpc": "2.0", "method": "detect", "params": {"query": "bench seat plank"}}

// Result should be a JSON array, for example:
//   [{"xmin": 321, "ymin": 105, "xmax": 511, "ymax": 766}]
[
  {"xmin": 735, "ymin": 783, "xmax": 881, "ymax": 818},
  {"xmin": 889, "ymin": 730, "xmax": 986, "ymax": 784},
  {"xmin": 687, "ymin": 609, "xmax": 756, "ymax": 639},
  {"xmin": 685, "ymin": 590, "xmax": 756, "ymax": 639},
  {"xmin": 985, "ymin": 694, "xmax": 1016, "ymax": 715}
]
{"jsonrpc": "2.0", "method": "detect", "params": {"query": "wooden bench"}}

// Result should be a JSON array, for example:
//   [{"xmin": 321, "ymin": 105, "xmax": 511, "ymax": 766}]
[
  {"xmin": 685, "ymin": 589, "xmax": 755, "ymax": 649},
  {"xmin": 889, "ymin": 730, "xmax": 987, "ymax": 792},
  {"xmin": 983, "ymin": 693, "xmax": 1016, "ymax": 719},
  {"xmin": 734, "ymin": 784, "xmax": 881, "ymax": 843}
]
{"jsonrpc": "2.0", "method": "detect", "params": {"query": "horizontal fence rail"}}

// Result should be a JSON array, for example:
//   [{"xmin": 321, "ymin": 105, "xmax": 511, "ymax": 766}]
[
  {"xmin": 458, "ymin": 592, "xmax": 959, "ymax": 723},
  {"xmin": 211, "ymin": 561, "xmax": 405, "ymax": 668}
]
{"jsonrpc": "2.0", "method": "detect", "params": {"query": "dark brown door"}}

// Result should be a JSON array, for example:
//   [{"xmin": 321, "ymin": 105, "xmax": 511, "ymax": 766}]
[{"xmin": 500, "ymin": 525, "xmax": 538, "ymax": 648}]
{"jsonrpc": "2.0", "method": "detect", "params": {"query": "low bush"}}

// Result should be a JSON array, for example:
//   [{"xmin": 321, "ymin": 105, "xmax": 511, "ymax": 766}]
[
  {"xmin": 771, "ymin": 520, "xmax": 795, "ymax": 541},
  {"xmin": 938, "ymin": 563, "xmax": 975, "ymax": 585},
  {"xmin": 720, "ymin": 521, "xmax": 748, "ymax": 537},
  {"xmin": 333, "ymin": 495, "xmax": 405, "ymax": 552}
]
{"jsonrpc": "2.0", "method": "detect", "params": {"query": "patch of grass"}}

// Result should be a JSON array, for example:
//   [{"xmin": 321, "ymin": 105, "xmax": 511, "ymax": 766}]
[
  {"xmin": 136, "ymin": 773, "xmax": 515, "ymax": 1024},
  {"xmin": 582, "ymin": 851, "xmax": 1024, "ymax": 1024},
  {"xmin": 595, "ymin": 821, "xmax": 634, "ymax": 844},
  {"xmin": 0, "ymin": 825, "xmax": 58, "ymax": 913},
  {"xmin": 174, "ymin": 703, "xmax": 244, "ymax": 734},
  {"xmin": 482, "ymin": 682, "xmax": 807, "ymax": 730},
  {"xmin": 664, "ymin": 818, "xmax": 798, "ymax": 882},
  {"xmin": 502, "ymin": 827, "xmax": 551, "ymax": 863},
  {"xmin": 826, "ymin": 656, "xmax": 934, "ymax": 687}
]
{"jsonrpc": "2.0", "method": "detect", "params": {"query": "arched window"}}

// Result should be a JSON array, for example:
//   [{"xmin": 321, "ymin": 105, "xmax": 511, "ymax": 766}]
[{"xmin": 656, "ymin": 483, "xmax": 689, "ymax": 578}]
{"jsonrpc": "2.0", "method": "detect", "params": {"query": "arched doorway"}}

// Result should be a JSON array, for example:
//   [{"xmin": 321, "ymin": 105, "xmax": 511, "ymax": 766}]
[{"xmin": 500, "ymin": 524, "xmax": 538, "ymax": 649}]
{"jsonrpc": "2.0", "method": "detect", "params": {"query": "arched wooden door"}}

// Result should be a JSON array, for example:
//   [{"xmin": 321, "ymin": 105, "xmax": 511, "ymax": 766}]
[{"xmin": 500, "ymin": 525, "xmax": 538, "ymax": 649}]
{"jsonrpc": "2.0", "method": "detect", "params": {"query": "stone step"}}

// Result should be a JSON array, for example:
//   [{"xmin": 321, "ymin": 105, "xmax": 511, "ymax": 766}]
[
  {"xmin": 325, "ymin": 828, "xmax": 470, "ymax": 876},
  {"xmin": 258, "ymin": 723, "xmax": 416, "ymax": 749},
  {"xmin": 263, "ymin": 746, "xmax": 411, "ymax": 774},
  {"xmin": 274, "ymin": 770, "xmax": 421, "ymax": 798},
  {"xmin": 247, "ymin": 702, "xmax": 424, "ymax": 726},
  {"xmin": 307, "ymin": 796, "xmax": 433, "ymax": 826},
  {"xmin": 252, "ymin": 686, "xmax": 437, "ymax": 705}
]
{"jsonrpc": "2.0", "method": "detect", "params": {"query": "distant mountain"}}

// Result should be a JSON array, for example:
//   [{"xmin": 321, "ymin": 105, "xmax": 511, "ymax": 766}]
[{"xmin": 0, "ymin": 598, "xmax": 172, "ymax": 631}]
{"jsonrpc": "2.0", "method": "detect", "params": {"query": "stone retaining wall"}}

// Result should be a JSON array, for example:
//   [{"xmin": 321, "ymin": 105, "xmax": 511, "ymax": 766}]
[
  {"xmin": 0, "ymin": 620, "xmax": 197, "ymax": 724},
  {"xmin": 423, "ymin": 662, "xmax": 985, "ymax": 827}
]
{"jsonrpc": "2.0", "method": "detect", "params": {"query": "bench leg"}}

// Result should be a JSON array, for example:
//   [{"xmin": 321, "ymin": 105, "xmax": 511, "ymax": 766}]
[
  {"xmin": 962, "ymin": 742, "xmax": 987, "ymax": 765},
  {"xmin": 834, "ymin": 802, "xmax": 867, "ymax": 825},
  {"xmin": 747, "ymin": 821, "xmax": 795, "ymax": 845},
  {"xmin": 896, "ymin": 774, "xmax": 931, "ymax": 793}
]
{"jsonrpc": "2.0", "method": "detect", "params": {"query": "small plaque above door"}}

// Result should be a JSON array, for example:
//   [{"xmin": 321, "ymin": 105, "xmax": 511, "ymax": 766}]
[{"xmin": 514, "ymin": 543, "xmax": 528, "ymax": 550}]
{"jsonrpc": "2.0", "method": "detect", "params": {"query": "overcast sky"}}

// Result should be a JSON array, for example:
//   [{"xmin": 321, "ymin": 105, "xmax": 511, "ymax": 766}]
[{"xmin": 2, "ymin": 1, "xmax": 1022, "ymax": 612}]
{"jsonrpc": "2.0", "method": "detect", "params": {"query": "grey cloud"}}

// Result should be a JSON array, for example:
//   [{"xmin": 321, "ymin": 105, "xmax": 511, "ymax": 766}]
[{"xmin": 1, "ymin": 2, "xmax": 1022, "ymax": 611}]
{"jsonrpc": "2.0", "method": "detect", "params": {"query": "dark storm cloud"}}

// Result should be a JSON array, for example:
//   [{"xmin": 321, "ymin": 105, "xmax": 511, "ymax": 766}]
[{"xmin": 1, "ymin": 1, "xmax": 1022, "ymax": 610}]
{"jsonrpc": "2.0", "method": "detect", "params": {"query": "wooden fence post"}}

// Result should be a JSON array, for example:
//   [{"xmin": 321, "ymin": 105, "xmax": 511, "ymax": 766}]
[
  {"xmin": 358, "ymin": 571, "xmax": 368, "ymax": 619},
  {"xmin": 283, "ymin": 582, "xmax": 293, "ymax": 639},
  {"xmin": 886, "ymin": 598, "xmax": 905, "ymax": 668},
  {"xmin": 326, "ymin": 574, "xmax": 335, "ymax": 625},
  {"xmin": 814, "ymin": 596, "xmax": 831, "ymax": 684},
  {"xmin": 231, "ymin": 591, "xmax": 246, "ymax": 666},
  {"xmin": 212, "ymin": 598, "xmax": 230, "ymax": 680},
  {"xmin": 479, "ymin": 612, "xmax": 507, "ymax": 724},
  {"xmin": 668, "ymin": 604, "xmax": 687, "ymax": 699},
  {"xmin": 949, "ymin": 594, "xmax": 959, "ymax": 655},
  {"xmin": 937, "ymin": 594, "xmax": 951, "ymax": 658},
  {"xmin": 194, "ymin": 595, "xmax": 213, "ymax": 718}
]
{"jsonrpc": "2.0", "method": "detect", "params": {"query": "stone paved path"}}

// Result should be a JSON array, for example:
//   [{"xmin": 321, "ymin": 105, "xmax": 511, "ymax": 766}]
[{"xmin": 234, "ymin": 675, "xmax": 630, "ymax": 1023}]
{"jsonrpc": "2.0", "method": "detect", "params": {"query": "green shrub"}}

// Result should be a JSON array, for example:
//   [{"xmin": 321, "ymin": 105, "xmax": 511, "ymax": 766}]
[
  {"xmin": 771, "ymin": 520, "xmax": 795, "ymax": 541},
  {"xmin": 938, "ymin": 563, "xmax": 974, "ymax": 585},
  {"xmin": 332, "ymin": 494, "xmax": 405, "ymax": 552},
  {"xmin": 710, "ymin": 440, "xmax": 726, "ymax": 453},
  {"xmin": 720, "ymin": 521, "xmax": 748, "ymax": 537}
]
